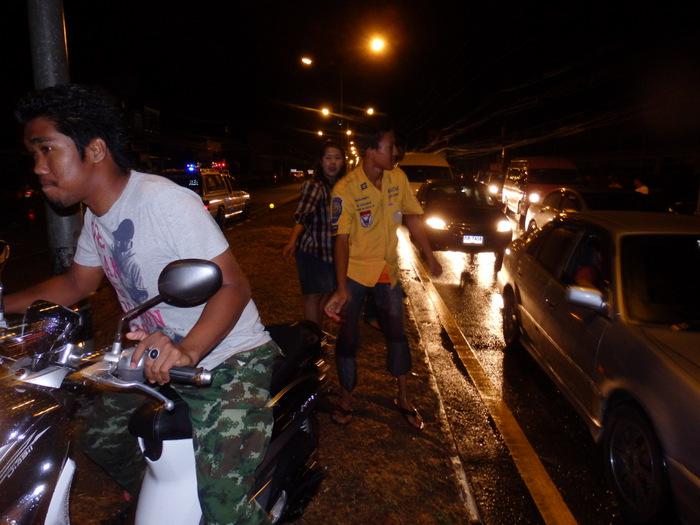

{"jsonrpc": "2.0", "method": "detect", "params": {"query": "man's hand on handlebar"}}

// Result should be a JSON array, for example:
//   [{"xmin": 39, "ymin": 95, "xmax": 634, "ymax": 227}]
[{"xmin": 127, "ymin": 330, "xmax": 195, "ymax": 385}]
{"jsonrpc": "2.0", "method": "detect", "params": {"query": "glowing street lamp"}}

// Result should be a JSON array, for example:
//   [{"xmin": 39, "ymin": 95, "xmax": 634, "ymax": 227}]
[
  {"xmin": 321, "ymin": 107, "xmax": 330, "ymax": 117},
  {"xmin": 369, "ymin": 36, "xmax": 386, "ymax": 54},
  {"xmin": 301, "ymin": 56, "xmax": 313, "ymax": 66},
  {"xmin": 366, "ymin": 107, "xmax": 375, "ymax": 116},
  {"xmin": 317, "ymin": 130, "xmax": 324, "ymax": 136},
  {"xmin": 346, "ymin": 129, "xmax": 352, "ymax": 136}
]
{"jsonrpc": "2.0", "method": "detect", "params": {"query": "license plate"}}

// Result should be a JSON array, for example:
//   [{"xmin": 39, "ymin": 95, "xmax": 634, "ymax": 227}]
[{"xmin": 462, "ymin": 235, "xmax": 484, "ymax": 245}]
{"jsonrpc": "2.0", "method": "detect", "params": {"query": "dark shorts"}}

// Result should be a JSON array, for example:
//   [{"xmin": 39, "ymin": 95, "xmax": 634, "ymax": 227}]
[{"xmin": 295, "ymin": 250, "xmax": 337, "ymax": 295}]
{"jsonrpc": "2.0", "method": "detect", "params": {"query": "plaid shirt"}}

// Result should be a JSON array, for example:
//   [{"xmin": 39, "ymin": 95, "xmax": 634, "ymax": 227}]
[{"xmin": 293, "ymin": 177, "xmax": 334, "ymax": 262}]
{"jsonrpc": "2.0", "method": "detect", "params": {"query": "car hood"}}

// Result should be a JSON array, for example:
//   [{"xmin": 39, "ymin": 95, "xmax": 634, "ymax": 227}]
[
  {"xmin": 424, "ymin": 203, "xmax": 504, "ymax": 224},
  {"xmin": 640, "ymin": 326, "xmax": 700, "ymax": 373}
]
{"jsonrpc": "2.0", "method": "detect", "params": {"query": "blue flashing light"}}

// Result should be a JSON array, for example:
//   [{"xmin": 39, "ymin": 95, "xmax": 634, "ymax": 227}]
[{"xmin": 186, "ymin": 163, "xmax": 197, "ymax": 173}]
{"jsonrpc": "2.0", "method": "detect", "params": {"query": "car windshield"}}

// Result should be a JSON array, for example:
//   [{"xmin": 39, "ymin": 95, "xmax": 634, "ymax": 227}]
[
  {"xmin": 402, "ymin": 165, "xmax": 452, "ymax": 183},
  {"xmin": 621, "ymin": 234, "xmax": 700, "ymax": 327},
  {"xmin": 425, "ymin": 184, "xmax": 497, "ymax": 207},
  {"xmin": 528, "ymin": 168, "xmax": 580, "ymax": 184},
  {"xmin": 583, "ymin": 192, "xmax": 657, "ymax": 211},
  {"xmin": 162, "ymin": 171, "xmax": 203, "ymax": 196}
]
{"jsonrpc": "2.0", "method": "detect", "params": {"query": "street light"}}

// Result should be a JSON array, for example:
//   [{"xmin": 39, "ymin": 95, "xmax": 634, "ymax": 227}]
[
  {"xmin": 346, "ymin": 129, "xmax": 352, "ymax": 136},
  {"xmin": 321, "ymin": 107, "xmax": 330, "ymax": 117},
  {"xmin": 366, "ymin": 107, "xmax": 375, "ymax": 116},
  {"xmin": 369, "ymin": 36, "xmax": 386, "ymax": 54},
  {"xmin": 301, "ymin": 56, "xmax": 313, "ymax": 66},
  {"xmin": 317, "ymin": 130, "xmax": 324, "ymax": 136}
]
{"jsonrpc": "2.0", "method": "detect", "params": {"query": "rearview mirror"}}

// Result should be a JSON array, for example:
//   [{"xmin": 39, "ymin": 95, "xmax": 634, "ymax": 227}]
[
  {"xmin": 109, "ymin": 259, "xmax": 222, "ymax": 359},
  {"xmin": 158, "ymin": 259, "xmax": 223, "ymax": 307}
]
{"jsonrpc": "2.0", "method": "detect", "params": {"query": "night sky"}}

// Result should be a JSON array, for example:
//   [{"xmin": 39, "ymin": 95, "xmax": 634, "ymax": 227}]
[{"xmin": 2, "ymin": 1, "xmax": 699, "ymax": 167}]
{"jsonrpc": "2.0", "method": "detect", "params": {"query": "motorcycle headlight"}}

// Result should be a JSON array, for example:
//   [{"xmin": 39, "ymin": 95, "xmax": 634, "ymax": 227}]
[
  {"xmin": 496, "ymin": 219, "xmax": 512, "ymax": 232},
  {"xmin": 425, "ymin": 216, "xmax": 448, "ymax": 230},
  {"xmin": 528, "ymin": 192, "xmax": 541, "ymax": 203},
  {"xmin": 488, "ymin": 184, "xmax": 499, "ymax": 195}
]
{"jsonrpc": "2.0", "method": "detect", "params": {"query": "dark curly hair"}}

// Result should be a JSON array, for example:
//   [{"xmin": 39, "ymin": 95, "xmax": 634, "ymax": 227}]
[{"xmin": 15, "ymin": 84, "xmax": 131, "ymax": 173}]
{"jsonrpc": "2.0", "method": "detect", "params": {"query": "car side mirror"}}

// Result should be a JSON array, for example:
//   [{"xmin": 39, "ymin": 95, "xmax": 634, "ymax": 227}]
[{"xmin": 565, "ymin": 285, "xmax": 607, "ymax": 313}]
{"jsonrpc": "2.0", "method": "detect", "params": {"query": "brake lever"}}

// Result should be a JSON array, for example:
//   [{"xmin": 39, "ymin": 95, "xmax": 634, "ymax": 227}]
[{"xmin": 79, "ymin": 360, "xmax": 175, "ymax": 411}]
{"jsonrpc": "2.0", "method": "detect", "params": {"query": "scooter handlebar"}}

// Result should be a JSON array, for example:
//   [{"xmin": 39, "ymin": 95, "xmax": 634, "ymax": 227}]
[{"xmin": 169, "ymin": 366, "xmax": 212, "ymax": 386}]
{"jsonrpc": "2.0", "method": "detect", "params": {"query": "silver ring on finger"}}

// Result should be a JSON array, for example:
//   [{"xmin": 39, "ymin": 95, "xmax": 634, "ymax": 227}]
[{"xmin": 148, "ymin": 347, "xmax": 160, "ymax": 360}]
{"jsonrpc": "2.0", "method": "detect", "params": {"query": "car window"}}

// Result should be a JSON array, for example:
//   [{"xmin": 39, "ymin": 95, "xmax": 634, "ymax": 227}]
[
  {"xmin": 561, "ymin": 191, "xmax": 582, "ymax": 211},
  {"xmin": 621, "ymin": 234, "xmax": 700, "ymax": 325},
  {"xmin": 542, "ymin": 192, "xmax": 561, "ymax": 209},
  {"xmin": 162, "ymin": 171, "xmax": 202, "ymax": 196},
  {"xmin": 204, "ymin": 174, "xmax": 225, "ymax": 192},
  {"xmin": 562, "ymin": 230, "xmax": 611, "ymax": 291},
  {"xmin": 534, "ymin": 225, "xmax": 579, "ymax": 277},
  {"xmin": 425, "ymin": 183, "xmax": 496, "ymax": 207}
]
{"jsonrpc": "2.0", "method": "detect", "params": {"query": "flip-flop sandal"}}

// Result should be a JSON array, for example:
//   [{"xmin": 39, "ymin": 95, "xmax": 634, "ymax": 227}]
[
  {"xmin": 394, "ymin": 398, "xmax": 424, "ymax": 430},
  {"xmin": 331, "ymin": 404, "xmax": 353, "ymax": 425}
]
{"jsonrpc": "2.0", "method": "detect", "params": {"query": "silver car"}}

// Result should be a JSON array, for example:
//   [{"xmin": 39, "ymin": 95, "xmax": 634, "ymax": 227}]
[
  {"xmin": 498, "ymin": 211, "xmax": 700, "ymax": 524},
  {"xmin": 524, "ymin": 187, "xmax": 657, "ymax": 233}
]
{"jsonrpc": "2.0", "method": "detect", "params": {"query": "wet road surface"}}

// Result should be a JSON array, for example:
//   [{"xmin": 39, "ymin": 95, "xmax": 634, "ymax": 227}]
[{"xmin": 400, "ymin": 236, "xmax": 626, "ymax": 524}]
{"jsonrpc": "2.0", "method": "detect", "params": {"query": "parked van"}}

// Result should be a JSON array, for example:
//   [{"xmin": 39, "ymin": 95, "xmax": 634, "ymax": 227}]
[
  {"xmin": 398, "ymin": 152, "xmax": 454, "ymax": 194},
  {"xmin": 162, "ymin": 167, "xmax": 251, "ymax": 227},
  {"xmin": 501, "ymin": 157, "xmax": 579, "ymax": 229}
]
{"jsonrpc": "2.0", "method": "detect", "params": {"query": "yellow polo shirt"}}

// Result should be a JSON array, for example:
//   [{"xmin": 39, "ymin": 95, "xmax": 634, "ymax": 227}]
[{"xmin": 331, "ymin": 164, "xmax": 423, "ymax": 287}]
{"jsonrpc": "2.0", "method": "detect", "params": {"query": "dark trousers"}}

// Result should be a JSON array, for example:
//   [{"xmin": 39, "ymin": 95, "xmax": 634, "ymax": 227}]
[{"xmin": 335, "ymin": 278, "xmax": 411, "ymax": 392}]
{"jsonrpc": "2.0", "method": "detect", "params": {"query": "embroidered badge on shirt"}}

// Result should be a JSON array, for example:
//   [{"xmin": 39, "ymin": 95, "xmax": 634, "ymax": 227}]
[
  {"xmin": 360, "ymin": 182, "xmax": 368, "ymax": 190},
  {"xmin": 360, "ymin": 209, "xmax": 373, "ymax": 227},
  {"xmin": 331, "ymin": 196, "xmax": 343, "ymax": 225}
]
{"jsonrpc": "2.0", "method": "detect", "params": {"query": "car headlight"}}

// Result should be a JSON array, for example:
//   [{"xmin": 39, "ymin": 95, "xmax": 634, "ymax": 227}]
[
  {"xmin": 496, "ymin": 219, "xmax": 512, "ymax": 232},
  {"xmin": 425, "ymin": 216, "xmax": 448, "ymax": 230},
  {"xmin": 528, "ymin": 192, "xmax": 541, "ymax": 203},
  {"xmin": 488, "ymin": 184, "xmax": 499, "ymax": 195}
]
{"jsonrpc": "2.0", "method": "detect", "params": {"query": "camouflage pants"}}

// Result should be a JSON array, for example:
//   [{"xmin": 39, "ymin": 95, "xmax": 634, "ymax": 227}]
[{"xmin": 81, "ymin": 340, "xmax": 279, "ymax": 525}]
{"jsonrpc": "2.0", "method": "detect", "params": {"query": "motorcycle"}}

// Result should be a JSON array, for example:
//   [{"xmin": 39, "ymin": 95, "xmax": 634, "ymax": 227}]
[{"xmin": 0, "ymin": 245, "xmax": 327, "ymax": 524}]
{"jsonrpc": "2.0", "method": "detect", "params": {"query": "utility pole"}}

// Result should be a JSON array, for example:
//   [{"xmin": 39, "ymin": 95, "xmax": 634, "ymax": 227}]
[
  {"xmin": 26, "ymin": 0, "xmax": 82, "ymax": 275},
  {"xmin": 26, "ymin": 0, "xmax": 93, "ymax": 348}
]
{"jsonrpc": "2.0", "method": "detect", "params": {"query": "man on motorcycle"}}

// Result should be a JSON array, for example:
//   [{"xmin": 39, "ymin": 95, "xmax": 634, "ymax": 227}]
[{"xmin": 6, "ymin": 84, "xmax": 276, "ymax": 524}]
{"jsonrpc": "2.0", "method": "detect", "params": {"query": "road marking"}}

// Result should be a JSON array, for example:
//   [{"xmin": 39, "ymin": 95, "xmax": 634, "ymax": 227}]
[
  {"xmin": 405, "ymin": 294, "xmax": 482, "ymax": 524},
  {"xmin": 399, "ymin": 232, "xmax": 578, "ymax": 525}
]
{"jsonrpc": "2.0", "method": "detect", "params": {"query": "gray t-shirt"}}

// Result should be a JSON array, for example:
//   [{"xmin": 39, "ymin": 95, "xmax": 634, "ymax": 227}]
[{"xmin": 74, "ymin": 171, "xmax": 270, "ymax": 369}]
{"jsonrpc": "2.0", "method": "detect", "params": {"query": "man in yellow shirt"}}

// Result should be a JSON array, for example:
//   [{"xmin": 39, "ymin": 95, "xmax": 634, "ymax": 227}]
[{"xmin": 325, "ymin": 122, "xmax": 442, "ymax": 429}]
